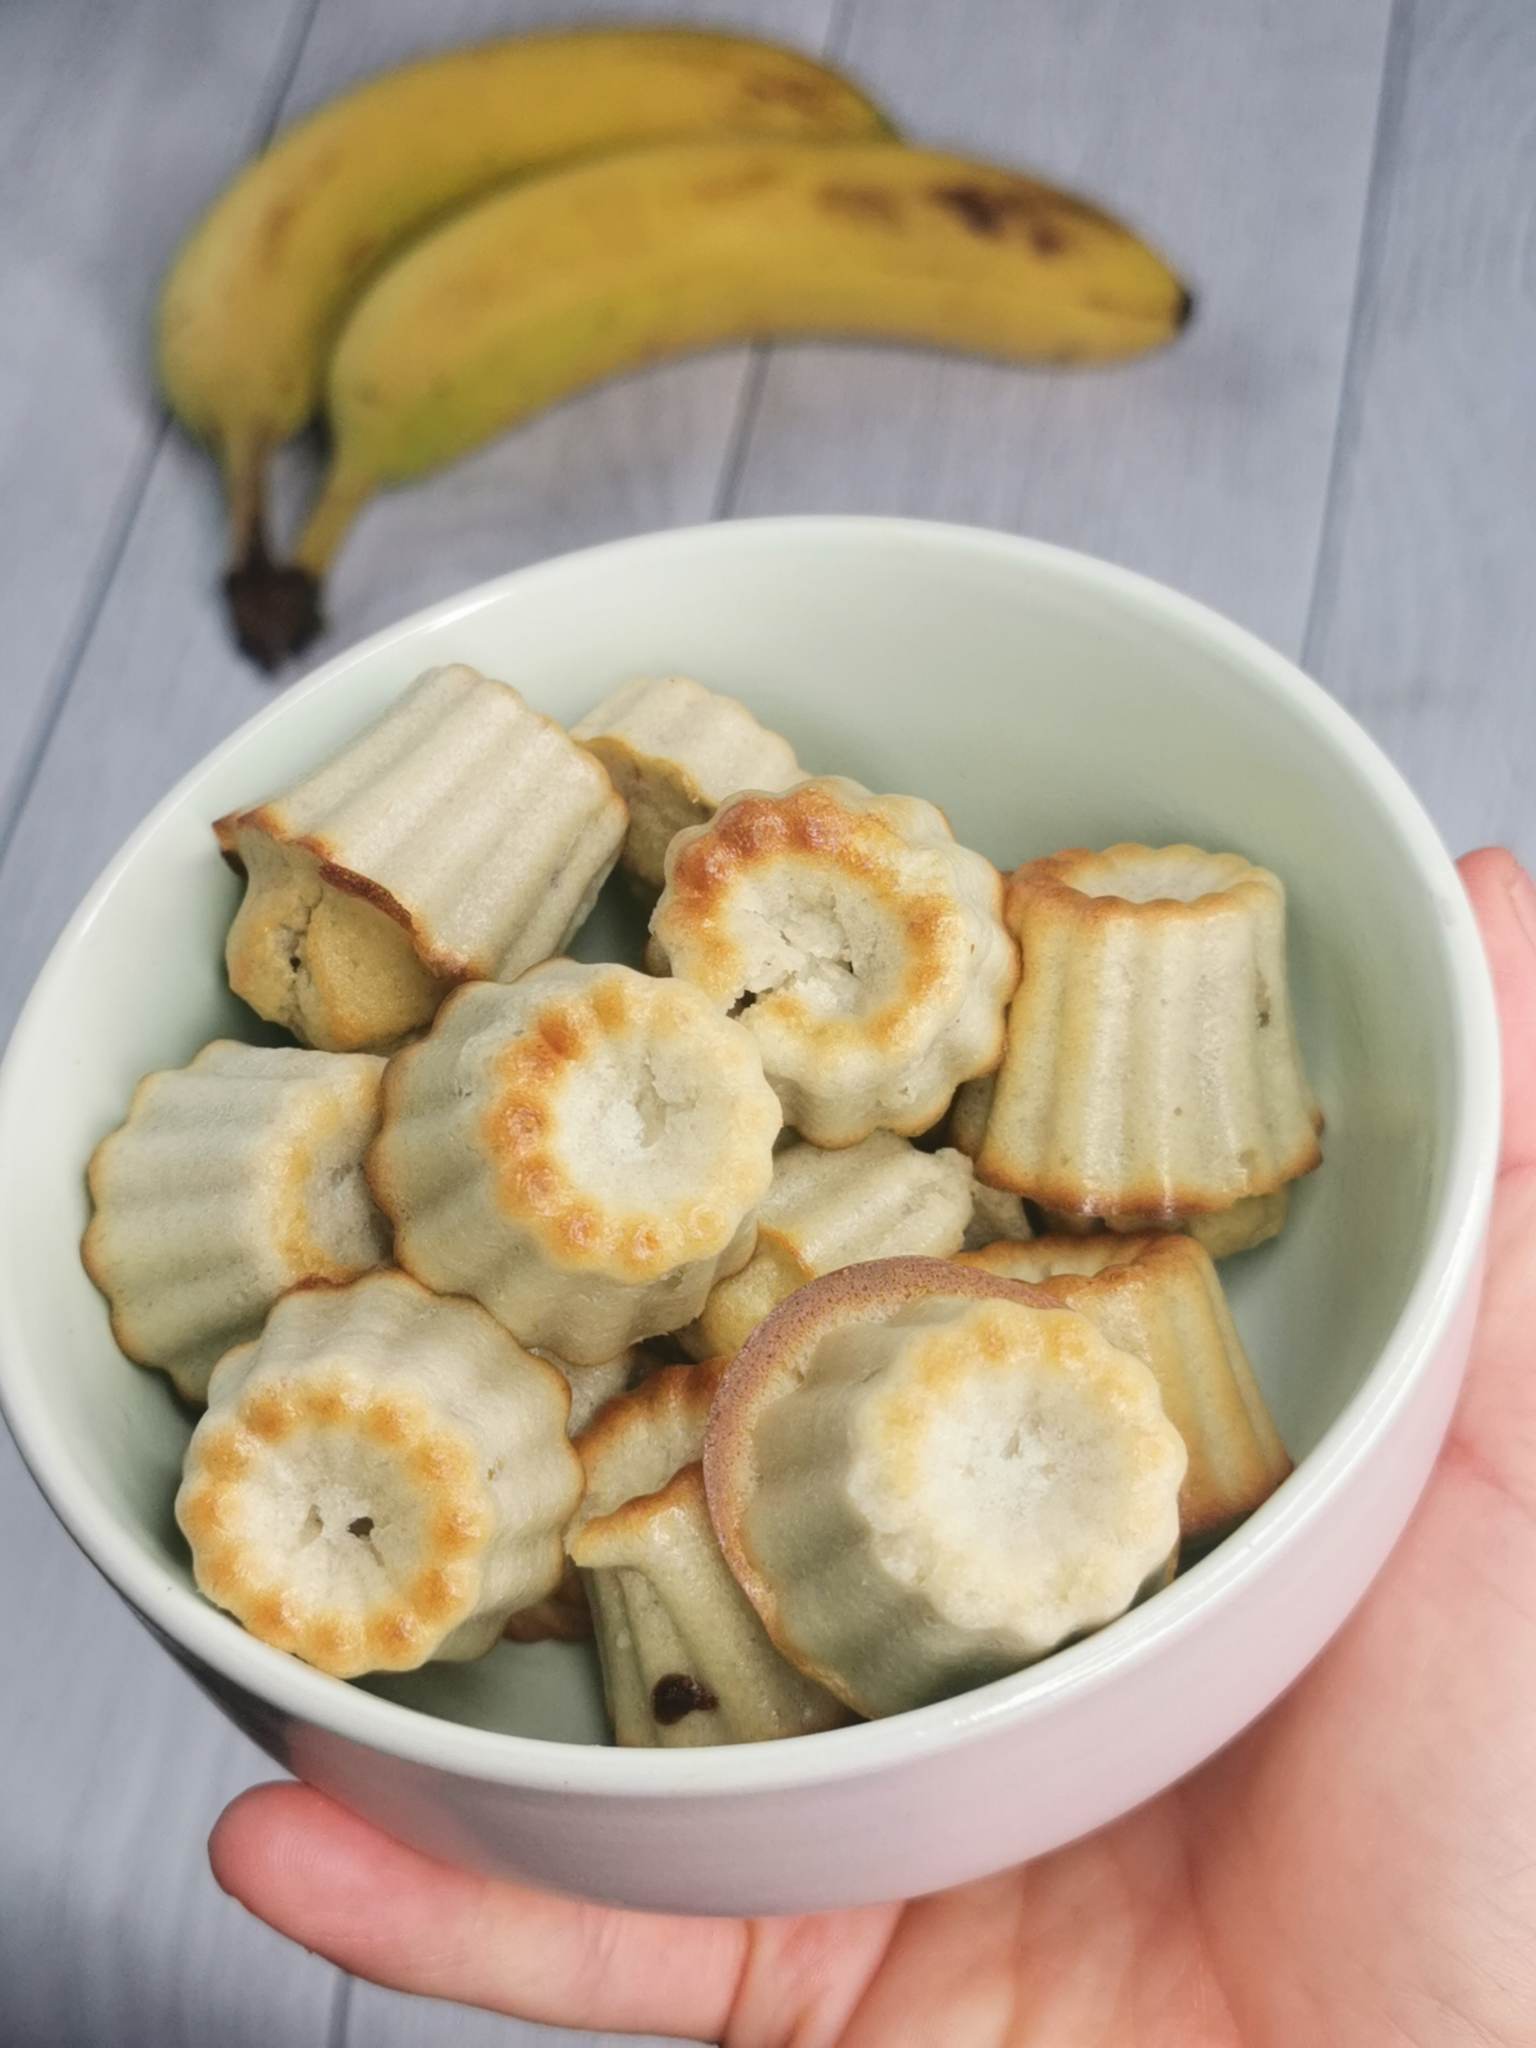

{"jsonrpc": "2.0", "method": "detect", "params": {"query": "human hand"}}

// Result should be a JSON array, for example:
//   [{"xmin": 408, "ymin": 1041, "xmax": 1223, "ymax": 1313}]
[{"xmin": 210, "ymin": 848, "xmax": 1536, "ymax": 2047}]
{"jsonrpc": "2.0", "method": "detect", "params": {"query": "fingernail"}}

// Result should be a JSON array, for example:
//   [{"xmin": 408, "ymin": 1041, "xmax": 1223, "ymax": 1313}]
[{"xmin": 1505, "ymin": 862, "xmax": 1536, "ymax": 956}]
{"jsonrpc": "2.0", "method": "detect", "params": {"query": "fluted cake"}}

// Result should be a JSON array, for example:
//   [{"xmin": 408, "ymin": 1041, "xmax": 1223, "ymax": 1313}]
[
  {"xmin": 572, "ymin": 674, "xmax": 802, "ymax": 890},
  {"xmin": 176, "ymin": 1270, "xmax": 583, "ymax": 1677},
  {"xmin": 958, "ymin": 1234, "xmax": 1291, "ymax": 1551},
  {"xmin": 706, "ymin": 1257, "xmax": 1186, "ymax": 1718},
  {"xmin": 970, "ymin": 845, "xmax": 1321, "ymax": 1228},
  {"xmin": 567, "ymin": 1359, "xmax": 848, "ymax": 1745},
  {"xmin": 217, "ymin": 664, "xmax": 627, "ymax": 1052},
  {"xmin": 83, "ymin": 1040, "xmax": 389, "ymax": 1402},
  {"xmin": 650, "ymin": 777, "xmax": 1018, "ymax": 1147},
  {"xmin": 681, "ymin": 1130, "xmax": 975, "ymax": 1358},
  {"xmin": 368, "ymin": 961, "xmax": 781, "ymax": 1363}
]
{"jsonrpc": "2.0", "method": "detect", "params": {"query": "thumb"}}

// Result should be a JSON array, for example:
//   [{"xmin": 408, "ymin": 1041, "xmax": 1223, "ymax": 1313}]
[
  {"xmin": 1458, "ymin": 848, "xmax": 1536, "ymax": 1172},
  {"xmin": 1444, "ymin": 850, "xmax": 1536, "ymax": 1499},
  {"xmin": 209, "ymin": 1781, "xmax": 745, "ymax": 2041}
]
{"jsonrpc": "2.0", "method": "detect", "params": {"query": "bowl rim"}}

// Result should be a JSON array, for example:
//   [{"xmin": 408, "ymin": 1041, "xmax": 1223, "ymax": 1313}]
[{"xmin": 0, "ymin": 515, "xmax": 1500, "ymax": 1799}]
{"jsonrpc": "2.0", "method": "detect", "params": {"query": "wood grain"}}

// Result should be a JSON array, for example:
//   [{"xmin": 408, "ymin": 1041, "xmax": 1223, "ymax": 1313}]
[
  {"xmin": 0, "ymin": 9, "xmax": 351, "ymax": 2042},
  {"xmin": 729, "ymin": 0, "xmax": 1394, "ymax": 656},
  {"xmin": 0, "ymin": 0, "xmax": 309, "ymax": 823},
  {"xmin": 1303, "ymin": 0, "xmax": 1536, "ymax": 863},
  {"xmin": 0, "ymin": 1439, "xmax": 343, "ymax": 2048},
  {"xmin": 6, "ymin": 0, "xmax": 1531, "ymax": 2043}
]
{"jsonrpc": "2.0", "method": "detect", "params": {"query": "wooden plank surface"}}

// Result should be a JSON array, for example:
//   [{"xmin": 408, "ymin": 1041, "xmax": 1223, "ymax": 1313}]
[
  {"xmin": 0, "ymin": 8, "xmax": 350, "ymax": 2044},
  {"xmin": 0, "ymin": 0, "xmax": 309, "ymax": 821},
  {"xmin": 0, "ymin": 1530, "xmax": 344, "ymax": 2048},
  {"xmin": 729, "ymin": 0, "xmax": 1394, "ymax": 656},
  {"xmin": 5, "ymin": 0, "xmax": 1534, "ymax": 2043},
  {"xmin": 1302, "ymin": 0, "xmax": 1536, "ymax": 865}
]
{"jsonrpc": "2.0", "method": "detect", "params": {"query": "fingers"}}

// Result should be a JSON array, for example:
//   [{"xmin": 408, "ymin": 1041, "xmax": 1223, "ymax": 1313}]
[
  {"xmin": 1458, "ymin": 848, "xmax": 1536, "ymax": 1171},
  {"xmin": 1444, "ymin": 851, "xmax": 1536, "ymax": 1493},
  {"xmin": 209, "ymin": 1781, "xmax": 744, "ymax": 2042}
]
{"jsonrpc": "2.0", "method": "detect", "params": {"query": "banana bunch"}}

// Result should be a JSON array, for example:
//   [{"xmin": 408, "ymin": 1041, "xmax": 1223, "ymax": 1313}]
[{"xmin": 157, "ymin": 27, "xmax": 1189, "ymax": 669}]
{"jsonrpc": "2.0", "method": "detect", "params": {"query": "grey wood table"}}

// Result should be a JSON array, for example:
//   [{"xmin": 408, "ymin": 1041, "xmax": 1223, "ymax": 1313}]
[{"xmin": 2, "ymin": 2, "xmax": 1531, "ymax": 2043}]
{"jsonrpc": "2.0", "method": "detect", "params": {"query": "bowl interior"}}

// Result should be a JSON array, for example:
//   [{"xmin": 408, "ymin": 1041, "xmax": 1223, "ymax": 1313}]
[{"xmin": 0, "ymin": 521, "xmax": 1463, "ymax": 1746}]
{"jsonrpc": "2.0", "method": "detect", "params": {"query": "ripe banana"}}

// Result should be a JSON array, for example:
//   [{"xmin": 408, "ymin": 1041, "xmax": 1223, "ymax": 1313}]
[
  {"xmin": 274, "ymin": 140, "xmax": 1189, "ymax": 657},
  {"xmin": 155, "ymin": 29, "xmax": 893, "ymax": 664}
]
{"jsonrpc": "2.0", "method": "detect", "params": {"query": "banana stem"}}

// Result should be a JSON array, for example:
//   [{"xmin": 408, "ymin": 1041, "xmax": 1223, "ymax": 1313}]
[
  {"xmin": 219, "ymin": 428, "xmax": 270, "ymax": 571},
  {"xmin": 292, "ymin": 463, "xmax": 374, "ymax": 580},
  {"xmin": 217, "ymin": 428, "xmax": 325, "ymax": 673}
]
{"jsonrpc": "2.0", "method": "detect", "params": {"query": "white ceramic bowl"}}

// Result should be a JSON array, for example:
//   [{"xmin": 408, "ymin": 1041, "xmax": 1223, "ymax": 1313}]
[{"xmin": 0, "ymin": 519, "xmax": 1499, "ymax": 1916}]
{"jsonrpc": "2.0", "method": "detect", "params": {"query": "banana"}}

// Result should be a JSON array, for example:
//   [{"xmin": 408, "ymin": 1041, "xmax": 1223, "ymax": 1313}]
[
  {"xmin": 155, "ymin": 29, "xmax": 892, "ymax": 664},
  {"xmin": 273, "ymin": 140, "xmax": 1189, "ymax": 657}
]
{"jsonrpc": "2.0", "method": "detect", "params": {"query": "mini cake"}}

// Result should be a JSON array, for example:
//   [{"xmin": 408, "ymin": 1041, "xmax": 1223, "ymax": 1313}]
[
  {"xmin": 83, "ymin": 1041, "xmax": 390, "ymax": 1403},
  {"xmin": 958, "ymin": 1234, "xmax": 1291, "ymax": 1551},
  {"xmin": 572, "ymin": 675, "xmax": 802, "ymax": 891},
  {"xmin": 680, "ymin": 1131, "xmax": 975, "ymax": 1358},
  {"xmin": 649, "ymin": 777, "xmax": 1018, "ymax": 1146},
  {"xmin": 706, "ymin": 1257, "xmax": 1186, "ymax": 1718},
  {"xmin": 175, "ymin": 1270, "xmax": 582, "ymax": 1677},
  {"xmin": 568, "ymin": 1359, "xmax": 848, "ymax": 1745},
  {"xmin": 971, "ymin": 845, "xmax": 1321, "ymax": 1225},
  {"xmin": 217, "ymin": 664, "xmax": 627, "ymax": 1053},
  {"xmin": 368, "ymin": 961, "xmax": 782, "ymax": 1363}
]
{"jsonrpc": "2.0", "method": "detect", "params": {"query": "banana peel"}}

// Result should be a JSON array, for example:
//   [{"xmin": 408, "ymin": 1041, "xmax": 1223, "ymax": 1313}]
[
  {"xmin": 238, "ymin": 140, "xmax": 1188, "ymax": 664},
  {"xmin": 154, "ymin": 26, "xmax": 895, "ymax": 662}
]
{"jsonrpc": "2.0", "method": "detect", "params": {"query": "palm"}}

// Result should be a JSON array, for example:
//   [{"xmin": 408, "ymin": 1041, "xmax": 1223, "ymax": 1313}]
[{"xmin": 212, "ymin": 851, "xmax": 1536, "ymax": 2048}]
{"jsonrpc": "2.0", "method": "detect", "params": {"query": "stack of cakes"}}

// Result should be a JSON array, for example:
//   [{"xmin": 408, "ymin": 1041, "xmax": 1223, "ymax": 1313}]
[{"xmin": 82, "ymin": 662, "xmax": 1319, "ymax": 1741}]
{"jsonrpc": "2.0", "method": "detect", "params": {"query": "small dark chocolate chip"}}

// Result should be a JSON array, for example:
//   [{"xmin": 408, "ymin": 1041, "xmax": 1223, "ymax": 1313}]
[
  {"xmin": 348, "ymin": 1516, "xmax": 375, "ymax": 1538},
  {"xmin": 652, "ymin": 1672, "xmax": 719, "ymax": 1725}
]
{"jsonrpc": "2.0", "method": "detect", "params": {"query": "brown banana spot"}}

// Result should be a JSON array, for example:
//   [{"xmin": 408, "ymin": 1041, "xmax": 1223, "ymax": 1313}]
[
  {"xmin": 930, "ymin": 181, "xmax": 1093, "ymax": 252},
  {"xmin": 821, "ymin": 184, "xmax": 904, "ymax": 227}
]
